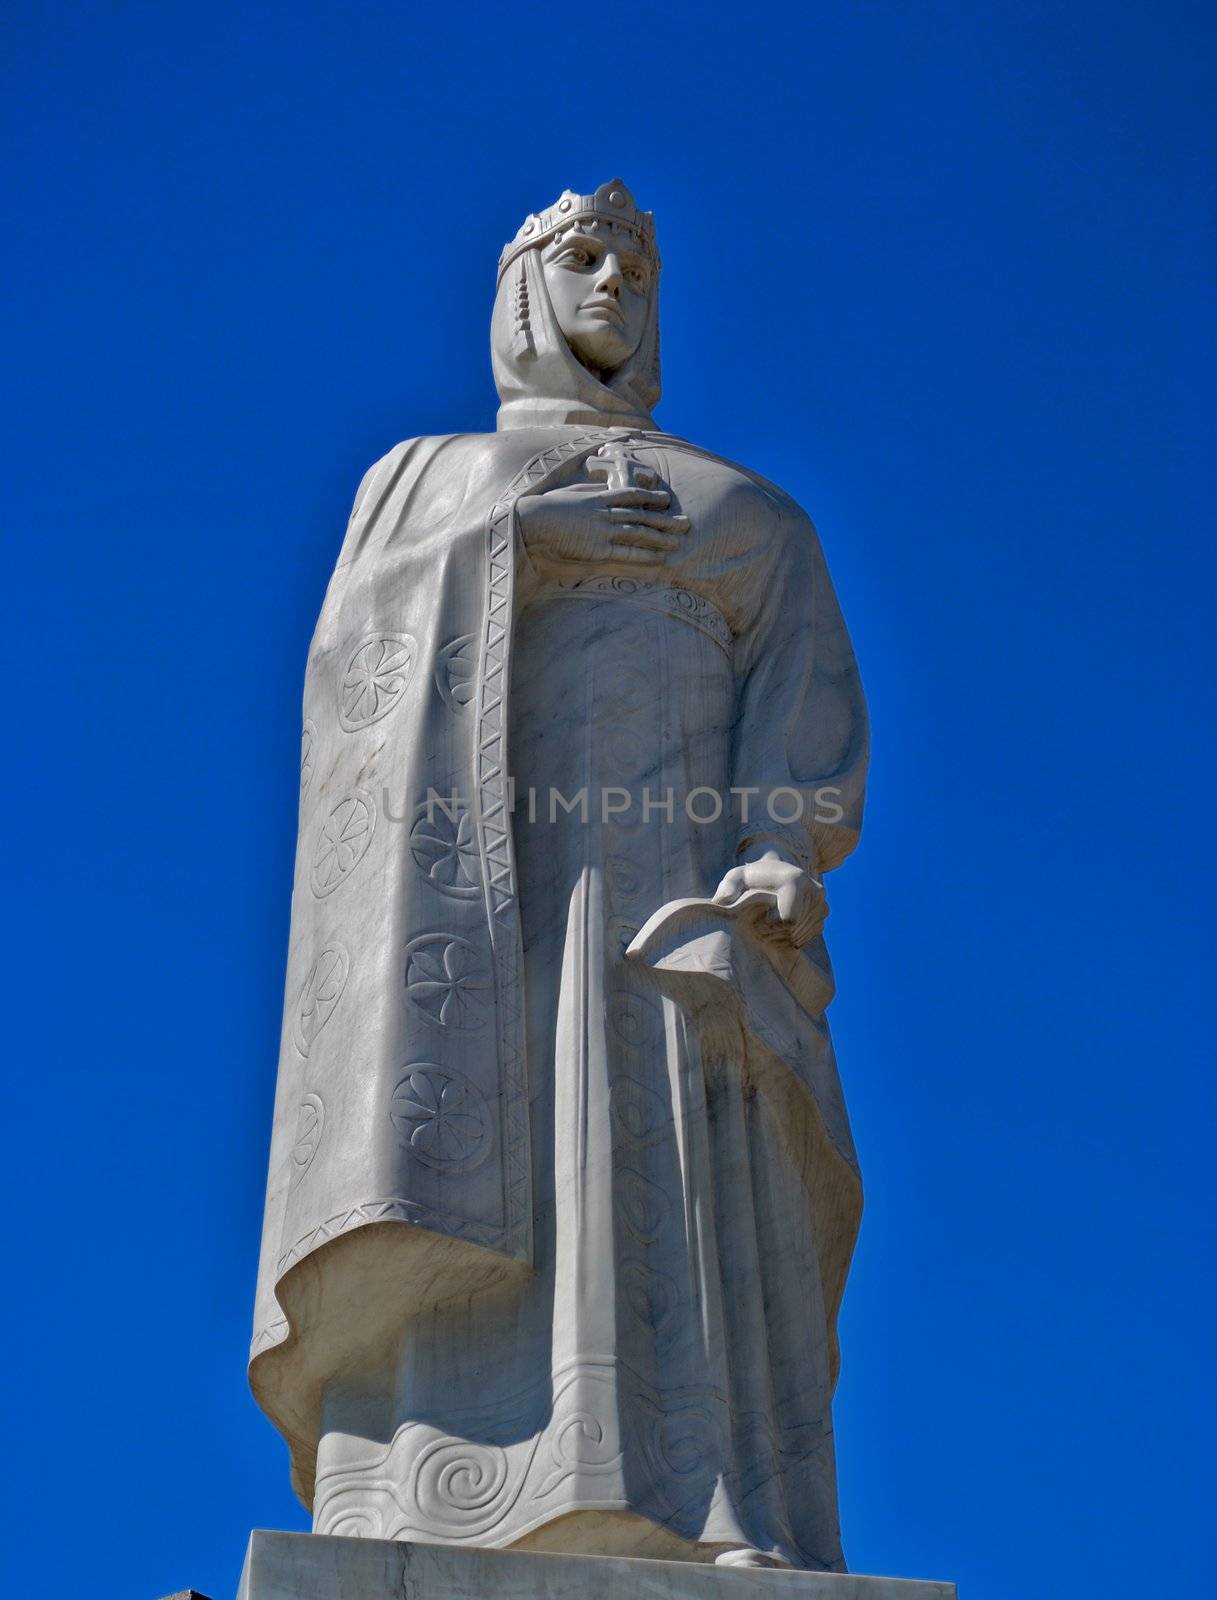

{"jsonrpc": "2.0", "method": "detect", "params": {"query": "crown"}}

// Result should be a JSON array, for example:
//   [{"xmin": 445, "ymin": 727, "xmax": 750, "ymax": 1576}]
[{"xmin": 497, "ymin": 178, "xmax": 658, "ymax": 283}]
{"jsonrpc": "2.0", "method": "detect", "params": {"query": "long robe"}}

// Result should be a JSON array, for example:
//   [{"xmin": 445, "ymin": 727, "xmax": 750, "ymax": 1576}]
[{"xmin": 251, "ymin": 251, "xmax": 868, "ymax": 1570}]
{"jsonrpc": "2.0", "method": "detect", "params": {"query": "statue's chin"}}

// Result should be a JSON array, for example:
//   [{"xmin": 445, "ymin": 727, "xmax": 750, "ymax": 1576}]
[{"xmin": 564, "ymin": 331, "xmax": 633, "ymax": 381}]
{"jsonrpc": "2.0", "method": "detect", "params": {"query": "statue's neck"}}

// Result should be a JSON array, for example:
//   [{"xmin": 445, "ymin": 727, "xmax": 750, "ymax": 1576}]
[{"xmin": 496, "ymin": 396, "xmax": 655, "ymax": 432}]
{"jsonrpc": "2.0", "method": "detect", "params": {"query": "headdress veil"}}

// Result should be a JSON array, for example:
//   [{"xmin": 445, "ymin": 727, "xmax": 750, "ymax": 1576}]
[{"xmin": 492, "ymin": 179, "xmax": 661, "ymax": 431}]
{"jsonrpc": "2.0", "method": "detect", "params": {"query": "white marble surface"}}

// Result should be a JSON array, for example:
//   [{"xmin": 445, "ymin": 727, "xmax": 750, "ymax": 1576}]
[
  {"xmin": 250, "ymin": 180, "xmax": 872, "ymax": 1570},
  {"xmin": 238, "ymin": 1533, "xmax": 956, "ymax": 1600}
]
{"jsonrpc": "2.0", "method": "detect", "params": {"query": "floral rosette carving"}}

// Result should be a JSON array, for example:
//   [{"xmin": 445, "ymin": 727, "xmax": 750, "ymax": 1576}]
[
  {"xmin": 300, "ymin": 719, "xmax": 317, "ymax": 796},
  {"xmin": 290, "ymin": 1093, "xmax": 325, "ymax": 1182},
  {"xmin": 311, "ymin": 789, "xmax": 376, "ymax": 898},
  {"xmin": 409, "ymin": 803, "xmax": 481, "ymax": 899},
  {"xmin": 338, "ymin": 632, "xmax": 418, "ymax": 731},
  {"xmin": 435, "ymin": 633, "xmax": 478, "ymax": 711},
  {"xmin": 293, "ymin": 942, "xmax": 350, "ymax": 1055},
  {"xmin": 389, "ymin": 1066, "xmax": 492, "ymax": 1172},
  {"xmin": 403, "ymin": 934, "xmax": 491, "ymax": 1030}
]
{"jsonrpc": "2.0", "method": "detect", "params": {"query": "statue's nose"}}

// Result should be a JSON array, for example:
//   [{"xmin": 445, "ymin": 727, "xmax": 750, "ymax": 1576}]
[{"xmin": 596, "ymin": 253, "xmax": 624, "ymax": 297}]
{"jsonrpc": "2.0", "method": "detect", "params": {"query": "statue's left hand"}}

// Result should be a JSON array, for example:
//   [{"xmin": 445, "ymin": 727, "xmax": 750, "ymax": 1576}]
[{"xmin": 711, "ymin": 851, "xmax": 827, "ymax": 947}]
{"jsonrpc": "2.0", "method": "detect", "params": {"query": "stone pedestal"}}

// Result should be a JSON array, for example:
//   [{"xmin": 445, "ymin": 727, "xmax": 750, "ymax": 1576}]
[{"xmin": 237, "ymin": 1532, "xmax": 956, "ymax": 1600}]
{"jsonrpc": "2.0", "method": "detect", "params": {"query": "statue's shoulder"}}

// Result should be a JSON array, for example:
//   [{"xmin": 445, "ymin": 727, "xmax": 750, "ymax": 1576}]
[
  {"xmin": 662, "ymin": 436, "xmax": 819, "ymax": 538},
  {"xmin": 352, "ymin": 432, "xmax": 475, "ymax": 499},
  {"xmin": 365, "ymin": 432, "xmax": 506, "ymax": 467},
  {"xmin": 352, "ymin": 431, "xmax": 549, "ymax": 517}
]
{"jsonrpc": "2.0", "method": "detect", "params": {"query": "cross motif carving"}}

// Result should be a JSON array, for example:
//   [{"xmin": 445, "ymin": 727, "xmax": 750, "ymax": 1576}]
[{"xmin": 587, "ymin": 438, "xmax": 659, "ymax": 493}]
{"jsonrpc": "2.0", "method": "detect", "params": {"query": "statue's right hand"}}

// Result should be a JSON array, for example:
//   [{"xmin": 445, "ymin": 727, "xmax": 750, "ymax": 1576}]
[{"xmin": 516, "ymin": 482, "xmax": 691, "ymax": 567}]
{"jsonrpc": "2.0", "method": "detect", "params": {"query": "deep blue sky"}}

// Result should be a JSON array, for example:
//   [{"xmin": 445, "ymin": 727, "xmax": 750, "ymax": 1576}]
[{"xmin": 2, "ymin": 3, "xmax": 1213, "ymax": 1596}]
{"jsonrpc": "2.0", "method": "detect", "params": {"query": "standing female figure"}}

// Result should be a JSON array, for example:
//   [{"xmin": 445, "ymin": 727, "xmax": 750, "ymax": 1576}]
[{"xmin": 251, "ymin": 180, "xmax": 868, "ymax": 1572}]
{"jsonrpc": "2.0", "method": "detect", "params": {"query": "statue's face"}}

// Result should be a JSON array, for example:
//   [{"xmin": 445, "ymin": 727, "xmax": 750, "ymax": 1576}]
[{"xmin": 542, "ymin": 226, "xmax": 653, "ymax": 375}]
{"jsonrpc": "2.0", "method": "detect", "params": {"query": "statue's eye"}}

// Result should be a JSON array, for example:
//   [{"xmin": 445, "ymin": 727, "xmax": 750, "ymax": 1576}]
[
  {"xmin": 562, "ymin": 247, "xmax": 593, "ymax": 267},
  {"xmin": 625, "ymin": 266, "xmax": 647, "ymax": 291}
]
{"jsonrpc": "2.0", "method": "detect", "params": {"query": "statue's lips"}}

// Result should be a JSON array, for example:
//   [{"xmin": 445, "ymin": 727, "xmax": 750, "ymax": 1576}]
[{"xmin": 580, "ymin": 300, "xmax": 625, "ymax": 325}]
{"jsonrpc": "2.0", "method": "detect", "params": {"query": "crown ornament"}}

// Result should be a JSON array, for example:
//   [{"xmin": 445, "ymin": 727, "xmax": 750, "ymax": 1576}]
[{"xmin": 498, "ymin": 178, "xmax": 658, "ymax": 284}]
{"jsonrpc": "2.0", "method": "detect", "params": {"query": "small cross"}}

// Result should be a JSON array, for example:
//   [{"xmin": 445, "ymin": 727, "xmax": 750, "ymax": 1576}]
[{"xmin": 587, "ymin": 439, "xmax": 659, "ymax": 493}]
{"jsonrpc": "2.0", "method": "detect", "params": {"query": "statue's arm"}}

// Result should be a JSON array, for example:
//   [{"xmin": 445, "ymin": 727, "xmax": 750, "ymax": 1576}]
[{"xmin": 729, "ymin": 506, "xmax": 869, "ymax": 880}]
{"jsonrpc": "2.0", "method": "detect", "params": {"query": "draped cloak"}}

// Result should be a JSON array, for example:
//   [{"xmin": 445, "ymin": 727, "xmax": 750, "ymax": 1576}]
[{"xmin": 250, "ymin": 248, "xmax": 869, "ymax": 1568}]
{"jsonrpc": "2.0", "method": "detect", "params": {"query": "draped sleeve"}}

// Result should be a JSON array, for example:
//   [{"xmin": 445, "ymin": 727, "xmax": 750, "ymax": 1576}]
[{"xmin": 729, "ymin": 504, "xmax": 869, "ymax": 877}]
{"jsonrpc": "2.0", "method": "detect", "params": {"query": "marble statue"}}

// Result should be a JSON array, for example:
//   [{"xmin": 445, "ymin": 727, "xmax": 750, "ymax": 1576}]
[{"xmin": 251, "ymin": 179, "xmax": 869, "ymax": 1573}]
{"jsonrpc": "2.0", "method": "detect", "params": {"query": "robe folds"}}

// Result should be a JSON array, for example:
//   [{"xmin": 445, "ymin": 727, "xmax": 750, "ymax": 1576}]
[{"xmin": 251, "ymin": 422, "xmax": 869, "ymax": 1568}]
